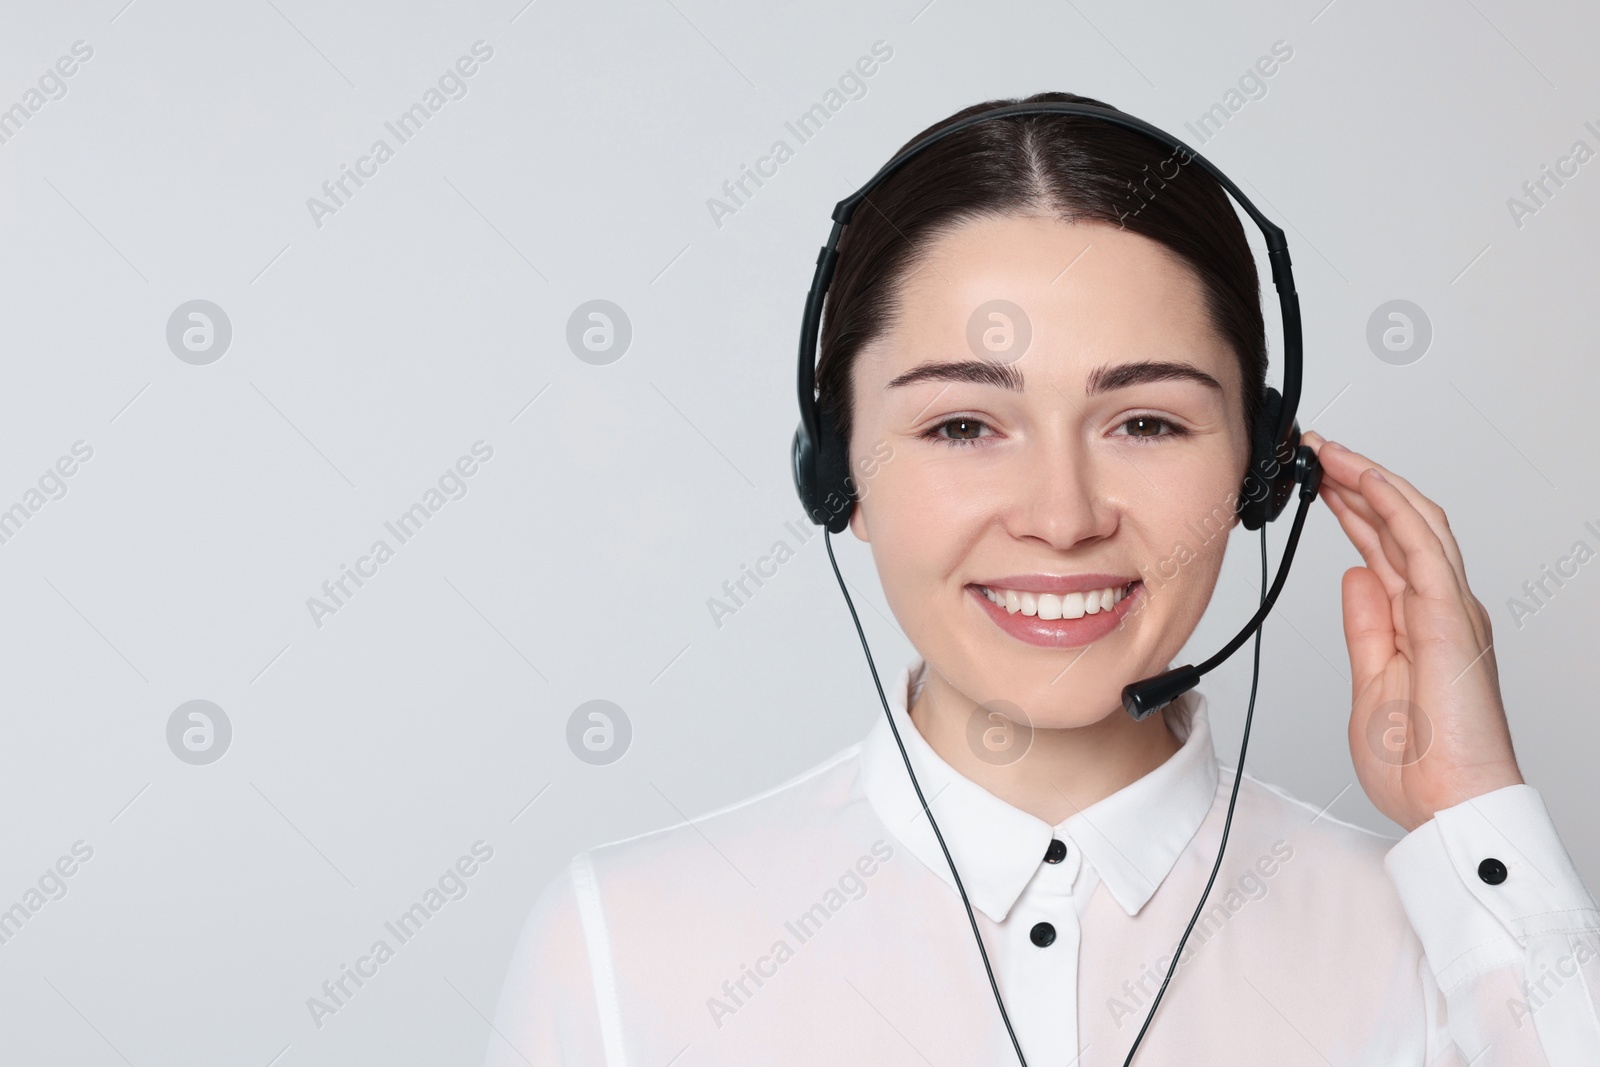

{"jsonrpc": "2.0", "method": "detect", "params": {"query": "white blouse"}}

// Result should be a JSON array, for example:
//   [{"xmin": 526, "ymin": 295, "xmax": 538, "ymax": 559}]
[{"xmin": 486, "ymin": 654, "xmax": 1600, "ymax": 1066}]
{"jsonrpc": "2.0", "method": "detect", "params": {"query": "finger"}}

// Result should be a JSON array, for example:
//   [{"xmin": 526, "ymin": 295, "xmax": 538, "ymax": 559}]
[
  {"xmin": 1335, "ymin": 471, "xmax": 1461, "ymax": 608},
  {"xmin": 1303, "ymin": 433, "xmax": 1462, "ymax": 576},
  {"xmin": 1305, "ymin": 435, "xmax": 1465, "ymax": 614},
  {"xmin": 1312, "ymin": 440, "xmax": 1469, "ymax": 587},
  {"xmin": 1341, "ymin": 565, "xmax": 1396, "ymax": 710},
  {"xmin": 1306, "ymin": 434, "xmax": 1480, "ymax": 650},
  {"xmin": 1313, "ymin": 447, "xmax": 1490, "ymax": 646},
  {"xmin": 1358, "ymin": 487, "xmax": 1492, "ymax": 658},
  {"xmin": 1324, "ymin": 474, "xmax": 1414, "ymax": 586},
  {"xmin": 1305, "ymin": 435, "xmax": 1394, "ymax": 550},
  {"xmin": 1355, "ymin": 467, "xmax": 1463, "ymax": 604},
  {"xmin": 1316, "ymin": 475, "xmax": 1406, "ymax": 596}
]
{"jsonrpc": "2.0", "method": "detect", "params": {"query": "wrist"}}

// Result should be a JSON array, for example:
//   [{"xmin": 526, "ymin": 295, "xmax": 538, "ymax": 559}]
[{"xmin": 1406, "ymin": 764, "xmax": 1525, "ymax": 831}]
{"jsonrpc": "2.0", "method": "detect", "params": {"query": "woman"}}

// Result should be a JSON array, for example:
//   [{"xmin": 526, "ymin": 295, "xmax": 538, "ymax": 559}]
[{"xmin": 485, "ymin": 92, "xmax": 1599, "ymax": 1065}]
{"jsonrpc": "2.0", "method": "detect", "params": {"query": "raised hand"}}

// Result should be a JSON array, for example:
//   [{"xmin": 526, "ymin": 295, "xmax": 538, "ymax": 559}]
[{"xmin": 1299, "ymin": 430, "xmax": 1523, "ymax": 832}]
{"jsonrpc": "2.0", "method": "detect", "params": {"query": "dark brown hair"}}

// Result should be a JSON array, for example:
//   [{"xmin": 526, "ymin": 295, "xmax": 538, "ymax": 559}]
[{"xmin": 816, "ymin": 90, "xmax": 1268, "ymax": 464}]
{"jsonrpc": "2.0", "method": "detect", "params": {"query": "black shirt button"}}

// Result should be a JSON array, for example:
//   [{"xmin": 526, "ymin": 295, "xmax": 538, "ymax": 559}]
[
  {"xmin": 1030, "ymin": 921, "xmax": 1056, "ymax": 947},
  {"xmin": 1478, "ymin": 857, "xmax": 1508, "ymax": 885},
  {"xmin": 1044, "ymin": 839, "xmax": 1067, "ymax": 864}
]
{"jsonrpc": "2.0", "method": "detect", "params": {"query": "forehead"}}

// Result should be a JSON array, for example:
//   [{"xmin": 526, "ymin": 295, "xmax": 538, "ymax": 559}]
[{"xmin": 863, "ymin": 213, "xmax": 1233, "ymax": 383}]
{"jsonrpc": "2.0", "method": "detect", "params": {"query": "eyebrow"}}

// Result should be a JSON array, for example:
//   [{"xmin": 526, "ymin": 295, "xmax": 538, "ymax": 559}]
[{"xmin": 884, "ymin": 359, "xmax": 1224, "ymax": 395}]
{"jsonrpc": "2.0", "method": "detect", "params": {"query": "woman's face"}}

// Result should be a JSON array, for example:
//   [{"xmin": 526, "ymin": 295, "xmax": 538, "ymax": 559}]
[{"xmin": 846, "ymin": 212, "xmax": 1251, "ymax": 729}]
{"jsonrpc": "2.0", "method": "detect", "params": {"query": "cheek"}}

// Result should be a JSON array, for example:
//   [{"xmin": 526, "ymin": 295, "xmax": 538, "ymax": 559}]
[
  {"xmin": 866, "ymin": 492, "xmax": 954, "ymax": 580},
  {"xmin": 1170, "ymin": 463, "xmax": 1244, "ymax": 529},
  {"xmin": 860, "ymin": 474, "xmax": 980, "ymax": 607},
  {"xmin": 1132, "ymin": 450, "xmax": 1243, "ymax": 590}
]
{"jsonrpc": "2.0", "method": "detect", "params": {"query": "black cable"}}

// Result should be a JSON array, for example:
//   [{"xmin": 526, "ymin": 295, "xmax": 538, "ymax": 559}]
[
  {"xmin": 823, "ymin": 521, "xmax": 1273, "ymax": 1067},
  {"xmin": 823, "ymin": 528, "xmax": 1031, "ymax": 1066},
  {"xmin": 1119, "ymin": 523, "xmax": 1270, "ymax": 1065}
]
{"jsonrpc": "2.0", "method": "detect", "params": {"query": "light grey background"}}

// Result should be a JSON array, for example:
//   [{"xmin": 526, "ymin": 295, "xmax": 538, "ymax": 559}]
[{"xmin": 1, "ymin": 0, "xmax": 1595, "ymax": 1063}]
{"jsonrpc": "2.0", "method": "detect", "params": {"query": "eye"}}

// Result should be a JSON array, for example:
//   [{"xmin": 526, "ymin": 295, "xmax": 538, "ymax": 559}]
[
  {"xmin": 1115, "ymin": 414, "xmax": 1190, "ymax": 444},
  {"xmin": 920, "ymin": 416, "xmax": 994, "ymax": 448},
  {"xmin": 921, "ymin": 414, "xmax": 1190, "ymax": 448}
]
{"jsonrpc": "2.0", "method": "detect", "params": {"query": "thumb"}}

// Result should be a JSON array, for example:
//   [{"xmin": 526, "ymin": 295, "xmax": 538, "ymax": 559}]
[{"xmin": 1341, "ymin": 566, "xmax": 1393, "ymax": 704}]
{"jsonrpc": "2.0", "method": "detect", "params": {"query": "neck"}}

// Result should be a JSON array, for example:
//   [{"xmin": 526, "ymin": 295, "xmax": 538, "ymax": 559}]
[{"xmin": 907, "ymin": 663, "xmax": 1185, "ymax": 825}]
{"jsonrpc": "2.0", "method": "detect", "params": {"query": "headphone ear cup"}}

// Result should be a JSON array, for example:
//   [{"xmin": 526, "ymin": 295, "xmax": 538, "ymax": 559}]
[
  {"xmin": 791, "ymin": 408, "xmax": 856, "ymax": 533},
  {"xmin": 813, "ymin": 404, "xmax": 855, "ymax": 534},
  {"xmin": 791, "ymin": 421, "xmax": 818, "ymax": 523},
  {"xmin": 1237, "ymin": 387, "xmax": 1297, "ymax": 531}
]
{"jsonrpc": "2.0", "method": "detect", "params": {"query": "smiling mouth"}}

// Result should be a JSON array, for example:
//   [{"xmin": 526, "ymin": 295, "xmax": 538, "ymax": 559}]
[{"xmin": 973, "ymin": 580, "xmax": 1139, "ymax": 620}]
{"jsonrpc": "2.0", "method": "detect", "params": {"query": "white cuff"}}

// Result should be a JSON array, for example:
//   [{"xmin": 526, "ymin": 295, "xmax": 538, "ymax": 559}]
[{"xmin": 1384, "ymin": 784, "xmax": 1600, "ymax": 992}]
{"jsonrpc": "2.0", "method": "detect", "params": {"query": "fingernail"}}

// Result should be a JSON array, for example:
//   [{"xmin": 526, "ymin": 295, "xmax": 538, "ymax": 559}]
[
  {"xmin": 1366, "ymin": 468, "xmax": 1387, "ymax": 483},
  {"xmin": 1326, "ymin": 440, "xmax": 1349, "ymax": 452}
]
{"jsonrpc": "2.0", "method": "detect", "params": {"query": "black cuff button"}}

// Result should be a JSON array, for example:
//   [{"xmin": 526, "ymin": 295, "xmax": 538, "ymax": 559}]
[{"xmin": 1478, "ymin": 857, "xmax": 1508, "ymax": 885}]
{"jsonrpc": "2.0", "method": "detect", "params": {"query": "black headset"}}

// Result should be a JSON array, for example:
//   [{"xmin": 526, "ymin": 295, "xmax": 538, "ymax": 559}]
[{"xmin": 788, "ymin": 101, "xmax": 1325, "ymax": 1065}]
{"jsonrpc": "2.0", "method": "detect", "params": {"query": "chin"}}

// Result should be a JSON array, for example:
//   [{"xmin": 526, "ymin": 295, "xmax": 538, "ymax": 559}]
[
  {"xmin": 968, "ymin": 664, "xmax": 1130, "ymax": 732},
  {"xmin": 1029, "ymin": 696, "xmax": 1129, "ymax": 732}
]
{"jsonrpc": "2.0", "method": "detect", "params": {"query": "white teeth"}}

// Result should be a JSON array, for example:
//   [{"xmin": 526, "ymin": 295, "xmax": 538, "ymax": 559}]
[{"xmin": 980, "ymin": 582, "xmax": 1131, "ymax": 620}]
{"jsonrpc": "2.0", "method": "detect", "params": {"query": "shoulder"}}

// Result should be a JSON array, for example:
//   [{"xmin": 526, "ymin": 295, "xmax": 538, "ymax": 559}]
[
  {"xmin": 574, "ymin": 737, "xmax": 876, "ymax": 909},
  {"xmin": 496, "ymin": 739, "xmax": 897, "ymax": 1060},
  {"xmin": 1233, "ymin": 766, "xmax": 1398, "ymax": 852},
  {"xmin": 1221, "ymin": 766, "xmax": 1418, "ymax": 933},
  {"xmin": 1161, "ymin": 769, "xmax": 1442, "ymax": 1034},
  {"xmin": 521, "ymin": 736, "xmax": 894, "ymax": 1020},
  {"xmin": 1227, "ymin": 766, "xmax": 1399, "ymax": 874}
]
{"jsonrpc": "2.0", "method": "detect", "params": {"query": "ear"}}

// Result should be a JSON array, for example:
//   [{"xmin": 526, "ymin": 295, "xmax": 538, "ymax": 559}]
[{"xmin": 848, "ymin": 498, "xmax": 870, "ymax": 542}]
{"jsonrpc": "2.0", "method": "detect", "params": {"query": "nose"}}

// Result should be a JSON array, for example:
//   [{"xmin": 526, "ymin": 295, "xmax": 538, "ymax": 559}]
[{"xmin": 1002, "ymin": 426, "xmax": 1118, "ymax": 550}]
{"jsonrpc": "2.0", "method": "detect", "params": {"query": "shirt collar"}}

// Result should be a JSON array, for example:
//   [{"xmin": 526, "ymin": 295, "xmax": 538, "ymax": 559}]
[{"xmin": 859, "ymin": 652, "xmax": 1220, "ymax": 923}]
